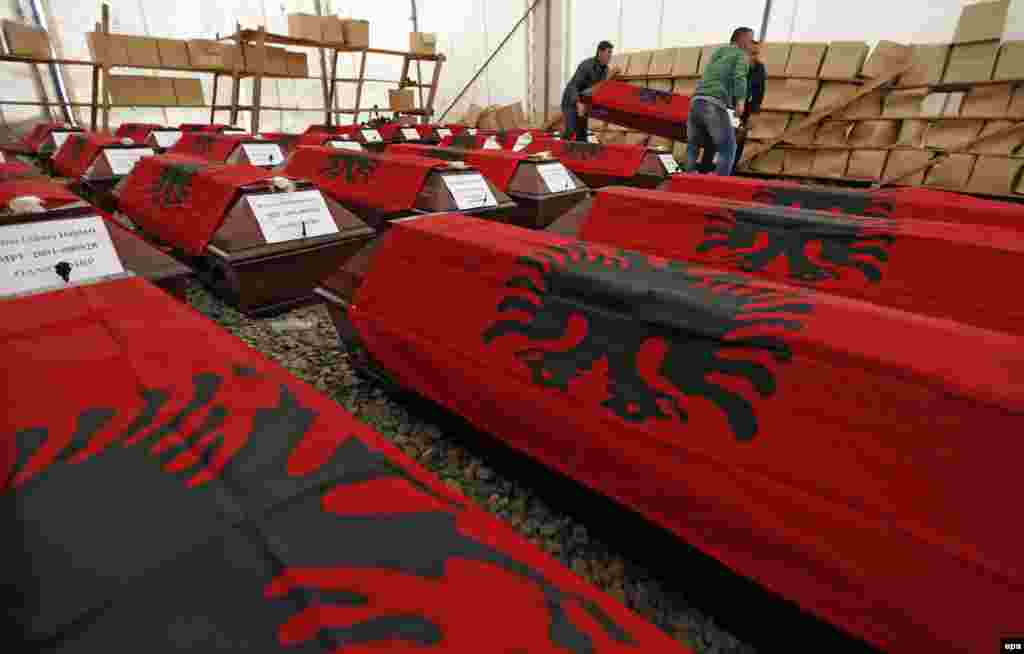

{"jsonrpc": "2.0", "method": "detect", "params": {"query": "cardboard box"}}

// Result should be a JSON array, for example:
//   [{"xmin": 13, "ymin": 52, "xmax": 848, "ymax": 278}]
[
  {"xmin": 994, "ymin": 41, "xmax": 1024, "ymax": 80},
  {"xmin": 782, "ymin": 148, "xmax": 815, "ymax": 175},
  {"xmin": 227, "ymin": 44, "xmax": 289, "ymax": 75},
  {"xmin": 762, "ymin": 79, "xmax": 819, "ymax": 112},
  {"xmin": 953, "ymin": 0, "xmax": 1009, "ymax": 44},
  {"xmin": 172, "ymin": 78, "xmax": 205, "ymax": 106},
  {"xmin": 154, "ymin": 38, "xmax": 190, "ymax": 69},
  {"xmin": 460, "ymin": 103, "xmax": 484, "ymax": 126},
  {"xmin": 287, "ymin": 14, "xmax": 323, "ymax": 42},
  {"xmin": 410, "ymin": 32, "xmax": 436, "ymax": 55},
  {"xmin": 496, "ymin": 102, "xmax": 527, "ymax": 129},
  {"xmin": 967, "ymin": 155, "xmax": 1023, "ymax": 195},
  {"xmin": 883, "ymin": 90, "xmax": 925, "ymax": 118},
  {"xmin": 649, "ymin": 48, "xmax": 675, "ymax": 76},
  {"xmin": 749, "ymin": 149, "xmax": 784, "ymax": 174},
  {"xmin": 847, "ymin": 120, "xmax": 899, "ymax": 147},
  {"xmin": 818, "ymin": 42, "xmax": 868, "ymax": 79},
  {"xmin": 846, "ymin": 149, "xmax": 889, "ymax": 180},
  {"xmin": 811, "ymin": 149, "xmax": 850, "ymax": 177},
  {"xmin": 697, "ymin": 44, "xmax": 725, "ymax": 75},
  {"xmin": 924, "ymin": 153, "xmax": 976, "ymax": 189},
  {"xmin": 814, "ymin": 121, "xmax": 851, "ymax": 146},
  {"xmin": 883, "ymin": 149, "xmax": 933, "ymax": 185},
  {"xmin": 286, "ymin": 51, "xmax": 308, "ymax": 77},
  {"xmin": 1011, "ymin": 85, "xmax": 1024, "ymax": 118},
  {"xmin": 785, "ymin": 42, "xmax": 827, "ymax": 78},
  {"xmin": 322, "ymin": 17, "xmax": 345, "ymax": 45},
  {"xmin": 609, "ymin": 52, "xmax": 630, "ymax": 75},
  {"xmin": 389, "ymin": 89, "xmax": 415, "ymax": 112},
  {"xmin": 783, "ymin": 123, "xmax": 816, "ymax": 145},
  {"xmin": 672, "ymin": 78, "xmax": 698, "ymax": 96},
  {"xmin": 760, "ymin": 42, "xmax": 791, "ymax": 75},
  {"xmin": 943, "ymin": 42, "xmax": 999, "ymax": 83},
  {"xmin": 924, "ymin": 120, "xmax": 984, "ymax": 150},
  {"xmin": 187, "ymin": 40, "xmax": 230, "ymax": 70},
  {"xmin": 2, "ymin": 20, "xmax": 51, "ymax": 59},
  {"xmin": 895, "ymin": 120, "xmax": 928, "ymax": 148},
  {"xmin": 861, "ymin": 41, "xmax": 912, "ymax": 78},
  {"xmin": 840, "ymin": 91, "xmax": 884, "ymax": 119},
  {"xmin": 747, "ymin": 112, "xmax": 790, "ymax": 140},
  {"xmin": 626, "ymin": 51, "xmax": 652, "ymax": 77},
  {"xmin": 477, "ymin": 106, "xmax": 501, "ymax": 130},
  {"xmin": 812, "ymin": 82, "xmax": 858, "ymax": 112},
  {"xmin": 88, "ymin": 33, "xmax": 161, "ymax": 67},
  {"xmin": 920, "ymin": 92, "xmax": 950, "ymax": 118},
  {"xmin": 943, "ymin": 92, "xmax": 965, "ymax": 116},
  {"xmin": 901, "ymin": 44, "xmax": 949, "ymax": 87},
  {"xmin": 666, "ymin": 48, "xmax": 696, "ymax": 77},
  {"xmin": 107, "ymin": 75, "xmax": 177, "ymax": 106},
  {"xmin": 341, "ymin": 19, "xmax": 370, "ymax": 49},
  {"xmin": 960, "ymin": 83, "xmax": 1012, "ymax": 117},
  {"xmin": 624, "ymin": 132, "xmax": 649, "ymax": 146},
  {"xmin": 971, "ymin": 121, "xmax": 1023, "ymax": 155}
]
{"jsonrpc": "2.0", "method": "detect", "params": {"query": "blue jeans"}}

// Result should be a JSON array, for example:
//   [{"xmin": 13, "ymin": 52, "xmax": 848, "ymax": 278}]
[
  {"xmin": 562, "ymin": 104, "xmax": 588, "ymax": 141},
  {"xmin": 686, "ymin": 98, "xmax": 737, "ymax": 176}
]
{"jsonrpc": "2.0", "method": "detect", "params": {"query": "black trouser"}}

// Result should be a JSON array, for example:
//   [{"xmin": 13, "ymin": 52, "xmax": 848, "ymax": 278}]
[
  {"xmin": 562, "ymin": 104, "xmax": 588, "ymax": 141},
  {"xmin": 698, "ymin": 128, "xmax": 747, "ymax": 174}
]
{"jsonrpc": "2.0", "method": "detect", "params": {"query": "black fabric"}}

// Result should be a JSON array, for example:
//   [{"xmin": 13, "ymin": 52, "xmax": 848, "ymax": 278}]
[
  {"xmin": 562, "ymin": 108, "xmax": 589, "ymax": 142},
  {"xmin": 747, "ymin": 61, "xmax": 766, "ymax": 116},
  {"xmin": 561, "ymin": 56, "xmax": 609, "ymax": 107}
]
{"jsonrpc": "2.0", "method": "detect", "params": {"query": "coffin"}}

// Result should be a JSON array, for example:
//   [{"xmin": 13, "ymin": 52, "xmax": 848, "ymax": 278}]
[
  {"xmin": 388, "ymin": 143, "xmax": 589, "ymax": 228},
  {"xmin": 350, "ymin": 127, "xmax": 389, "ymax": 153},
  {"xmin": 169, "ymin": 133, "xmax": 285, "ymax": 169},
  {"xmin": 114, "ymin": 123, "xmax": 164, "ymax": 143},
  {"xmin": 0, "ymin": 180, "xmax": 190, "ymax": 299},
  {"xmin": 179, "ymin": 123, "xmax": 247, "ymax": 135},
  {"xmin": 2, "ymin": 122, "xmax": 84, "ymax": 158},
  {"xmin": 283, "ymin": 146, "xmax": 517, "ymax": 230},
  {"xmin": 0, "ymin": 160, "xmax": 44, "ymax": 182},
  {"xmin": 316, "ymin": 212, "xmax": 1024, "ymax": 654},
  {"xmin": 1, "ymin": 274, "xmax": 684, "ymax": 654},
  {"xmin": 115, "ymin": 124, "xmax": 184, "ymax": 153},
  {"xmin": 582, "ymin": 80, "xmax": 691, "ymax": 141},
  {"xmin": 525, "ymin": 137, "xmax": 677, "ymax": 189},
  {"xmin": 52, "ymin": 133, "xmax": 156, "ymax": 212},
  {"xmin": 116, "ymin": 155, "xmax": 373, "ymax": 315},
  {"xmin": 438, "ymin": 131, "xmax": 503, "ymax": 150},
  {"xmin": 550, "ymin": 185, "xmax": 1024, "ymax": 334},
  {"xmin": 145, "ymin": 129, "xmax": 185, "ymax": 152}
]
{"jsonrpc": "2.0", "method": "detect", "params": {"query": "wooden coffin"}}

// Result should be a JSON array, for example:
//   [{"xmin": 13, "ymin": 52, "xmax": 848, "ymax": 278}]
[
  {"xmin": 388, "ymin": 144, "xmax": 589, "ymax": 229},
  {"xmin": 582, "ymin": 80, "xmax": 691, "ymax": 141},
  {"xmin": 314, "ymin": 212, "xmax": 1024, "ymax": 654},
  {"xmin": 282, "ymin": 147, "xmax": 518, "ymax": 230},
  {"xmin": 526, "ymin": 137, "xmax": 676, "ymax": 189},
  {"xmin": 0, "ymin": 198, "xmax": 190, "ymax": 299},
  {"xmin": 224, "ymin": 139, "xmax": 287, "ymax": 169},
  {"xmin": 76, "ymin": 142, "xmax": 157, "ymax": 213},
  {"xmin": 179, "ymin": 123, "xmax": 248, "ymax": 135}
]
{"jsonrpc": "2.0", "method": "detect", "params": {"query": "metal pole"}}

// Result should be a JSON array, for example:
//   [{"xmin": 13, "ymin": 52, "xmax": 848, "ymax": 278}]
[
  {"xmin": 656, "ymin": 0, "xmax": 665, "ymax": 49},
  {"xmin": 759, "ymin": 0, "xmax": 773, "ymax": 41},
  {"xmin": 26, "ymin": 0, "xmax": 73, "ymax": 124},
  {"xmin": 544, "ymin": 0, "xmax": 550, "ymax": 123},
  {"xmin": 410, "ymin": 0, "xmax": 425, "ymax": 113},
  {"xmin": 439, "ymin": 0, "xmax": 542, "ymax": 122}
]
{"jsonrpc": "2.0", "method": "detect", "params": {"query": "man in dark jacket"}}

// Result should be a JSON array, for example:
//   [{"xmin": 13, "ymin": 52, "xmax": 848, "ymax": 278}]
[
  {"xmin": 561, "ymin": 41, "xmax": 617, "ymax": 141},
  {"xmin": 697, "ymin": 39, "xmax": 766, "ymax": 173}
]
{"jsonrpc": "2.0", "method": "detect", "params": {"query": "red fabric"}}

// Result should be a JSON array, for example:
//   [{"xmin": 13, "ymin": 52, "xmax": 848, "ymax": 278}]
[
  {"xmin": 118, "ymin": 155, "xmax": 275, "ymax": 255},
  {"xmin": 21, "ymin": 122, "xmax": 72, "ymax": 152},
  {"xmin": 664, "ymin": 174, "xmax": 1024, "ymax": 230},
  {"xmin": 1, "ymin": 275, "xmax": 682, "ymax": 653},
  {"xmin": 347, "ymin": 213, "xmax": 1024, "ymax": 654},
  {"xmin": 283, "ymin": 146, "xmax": 447, "ymax": 213},
  {"xmin": 115, "ymin": 123, "xmax": 163, "ymax": 143},
  {"xmin": 0, "ymin": 160, "xmax": 41, "ymax": 182},
  {"xmin": 585, "ymin": 80, "xmax": 690, "ymax": 140},
  {"xmin": 386, "ymin": 144, "xmax": 525, "ymax": 192},
  {"xmin": 168, "ymin": 133, "xmax": 247, "ymax": 163},
  {"xmin": 574, "ymin": 186, "xmax": 1024, "ymax": 334},
  {"xmin": 525, "ymin": 137, "xmax": 648, "ymax": 178},
  {"xmin": 296, "ymin": 131, "xmax": 334, "ymax": 147},
  {"xmin": 0, "ymin": 179, "xmax": 81, "ymax": 208},
  {"xmin": 376, "ymin": 123, "xmax": 404, "ymax": 141},
  {"xmin": 179, "ymin": 123, "xmax": 229, "ymax": 132},
  {"xmin": 51, "ymin": 132, "xmax": 122, "ymax": 178},
  {"xmin": 439, "ymin": 133, "xmax": 489, "ymax": 149},
  {"xmin": 415, "ymin": 124, "xmax": 440, "ymax": 139}
]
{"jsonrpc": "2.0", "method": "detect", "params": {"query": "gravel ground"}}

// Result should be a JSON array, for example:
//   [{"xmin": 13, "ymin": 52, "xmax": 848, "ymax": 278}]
[{"xmin": 184, "ymin": 280, "xmax": 761, "ymax": 654}]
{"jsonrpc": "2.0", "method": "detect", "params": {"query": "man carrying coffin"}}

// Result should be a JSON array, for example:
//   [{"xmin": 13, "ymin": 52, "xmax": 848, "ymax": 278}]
[
  {"xmin": 686, "ymin": 27, "xmax": 754, "ymax": 175},
  {"xmin": 561, "ymin": 41, "xmax": 619, "ymax": 142},
  {"xmin": 698, "ymin": 38, "xmax": 767, "ymax": 173}
]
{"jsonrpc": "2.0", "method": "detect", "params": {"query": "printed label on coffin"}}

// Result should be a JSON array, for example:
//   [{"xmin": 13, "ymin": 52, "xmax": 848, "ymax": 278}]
[
  {"xmin": 240, "ymin": 143, "xmax": 284, "ymax": 167},
  {"xmin": 483, "ymin": 243, "xmax": 812, "ymax": 440},
  {"xmin": 90, "ymin": 148, "xmax": 156, "ymax": 177},
  {"xmin": 329, "ymin": 140, "xmax": 363, "ymax": 151},
  {"xmin": 320, "ymin": 153, "xmax": 379, "ymax": 183},
  {"xmin": 697, "ymin": 206, "xmax": 895, "ymax": 283},
  {"xmin": 5, "ymin": 364, "xmax": 641, "ymax": 652},
  {"xmin": 152, "ymin": 130, "xmax": 183, "ymax": 149}
]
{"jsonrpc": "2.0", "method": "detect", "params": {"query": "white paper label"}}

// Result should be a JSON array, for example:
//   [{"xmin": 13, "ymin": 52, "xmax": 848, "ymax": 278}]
[
  {"xmin": 224, "ymin": 129, "xmax": 248, "ymax": 135},
  {"xmin": 588, "ymin": 134, "xmax": 601, "ymax": 144},
  {"xmin": 330, "ymin": 140, "xmax": 363, "ymax": 151},
  {"xmin": 467, "ymin": 129, "xmax": 477, "ymax": 135},
  {"xmin": 442, "ymin": 173, "xmax": 498, "ymax": 211},
  {"xmin": 436, "ymin": 128, "xmax": 452, "ymax": 138},
  {"xmin": 658, "ymin": 153, "xmax": 680, "ymax": 174},
  {"xmin": 104, "ymin": 148, "xmax": 155, "ymax": 176},
  {"xmin": 483, "ymin": 136, "xmax": 501, "ymax": 150},
  {"xmin": 0, "ymin": 152, "xmax": 5, "ymax": 163},
  {"xmin": 153, "ymin": 130, "xmax": 183, "ymax": 148},
  {"xmin": 536, "ymin": 162, "xmax": 576, "ymax": 193},
  {"xmin": 361, "ymin": 129, "xmax": 383, "ymax": 143},
  {"xmin": 0, "ymin": 216, "xmax": 125, "ymax": 296},
  {"xmin": 247, "ymin": 190, "xmax": 339, "ymax": 244},
  {"xmin": 512, "ymin": 133, "xmax": 533, "ymax": 152},
  {"xmin": 51, "ymin": 131, "xmax": 74, "ymax": 150},
  {"xmin": 401, "ymin": 128, "xmax": 420, "ymax": 140},
  {"xmin": 242, "ymin": 142, "xmax": 285, "ymax": 167}
]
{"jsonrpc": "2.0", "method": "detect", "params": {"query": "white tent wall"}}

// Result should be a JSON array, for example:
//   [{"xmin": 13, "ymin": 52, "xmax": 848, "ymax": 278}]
[{"xmin": 0, "ymin": 0, "xmax": 60, "ymax": 137}]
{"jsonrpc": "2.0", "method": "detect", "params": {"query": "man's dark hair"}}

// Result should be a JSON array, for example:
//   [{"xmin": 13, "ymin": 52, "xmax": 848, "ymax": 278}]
[
  {"xmin": 597, "ymin": 40, "xmax": 614, "ymax": 54},
  {"xmin": 730, "ymin": 27, "xmax": 754, "ymax": 44}
]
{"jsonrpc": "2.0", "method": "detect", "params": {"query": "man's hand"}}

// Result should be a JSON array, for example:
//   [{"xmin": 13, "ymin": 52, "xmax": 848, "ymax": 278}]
[
  {"xmin": 735, "ymin": 102, "xmax": 746, "ymax": 118},
  {"xmin": 576, "ymin": 100, "xmax": 587, "ymax": 117}
]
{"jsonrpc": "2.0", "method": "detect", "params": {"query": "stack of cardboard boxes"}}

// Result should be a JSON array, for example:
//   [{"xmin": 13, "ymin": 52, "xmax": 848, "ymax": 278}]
[{"xmin": 455, "ymin": 102, "xmax": 529, "ymax": 130}]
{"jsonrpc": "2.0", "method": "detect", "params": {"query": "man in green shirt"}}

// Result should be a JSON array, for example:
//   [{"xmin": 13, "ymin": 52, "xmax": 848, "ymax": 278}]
[{"xmin": 686, "ymin": 27, "xmax": 754, "ymax": 175}]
